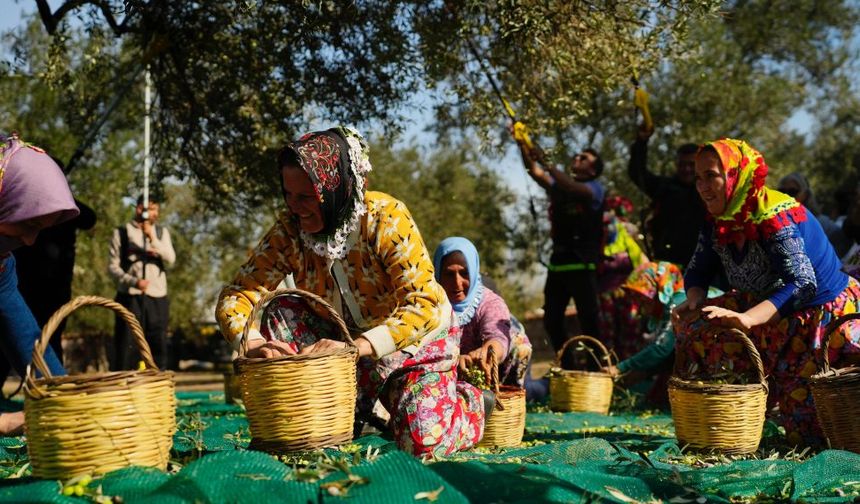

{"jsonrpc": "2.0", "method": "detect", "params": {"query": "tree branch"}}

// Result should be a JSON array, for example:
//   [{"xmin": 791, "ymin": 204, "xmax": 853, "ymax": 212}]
[{"xmin": 36, "ymin": 0, "xmax": 136, "ymax": 36}]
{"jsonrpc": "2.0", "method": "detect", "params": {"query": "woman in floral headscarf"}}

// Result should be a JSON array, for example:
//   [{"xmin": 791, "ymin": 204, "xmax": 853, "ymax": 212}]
[
  {"xmin": 613, "ymin": 262, "xmax": 685, "ymax": 372},
  {"xmin": 0, "ymin": 133, "xmax": 78, "ymax": 434},
  {"xmin": 673, "ymin": 138, "xmax": 860, "ymax": 447},
  {"xmin": 604, "ymin": 261, "xmax": 686, "ymax": 406},
  {"xmin": 216, "ymin": 127, "xmax": 484, "ymax": 457},
  {"xmin": 433, "ymin": 237, "xmax": 532, "ymax": 388},
  {"xmin": 597, "ymin": 195, "xmax": 647, "ymax": 360}
]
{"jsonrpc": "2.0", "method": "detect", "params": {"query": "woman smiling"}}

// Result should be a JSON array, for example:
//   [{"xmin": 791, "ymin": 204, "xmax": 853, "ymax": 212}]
[{"xmin": 673, "ymin": 138, "xmax": 860, "ymax": 447}]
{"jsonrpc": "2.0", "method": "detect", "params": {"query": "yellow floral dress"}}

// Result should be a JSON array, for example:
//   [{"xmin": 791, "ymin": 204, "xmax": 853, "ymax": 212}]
[{"xmin": 216, "ymin": 191, "xmax": 484, "ymax": 456}]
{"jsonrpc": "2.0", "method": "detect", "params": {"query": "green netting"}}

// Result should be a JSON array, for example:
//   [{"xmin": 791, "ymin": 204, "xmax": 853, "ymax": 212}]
[
  {"xmin": 0, "ymin": 479, "xmax": 71, "ymax": 504},
  {"xmin": 124, "ymin": 451, "xmax": 318, "ymax": 504},
  {"xmin": 99, "ymin": 467, "xmax": 171, "ymax": 501},
  {"xmin": 0, "ymin": 391, "xmax": 859, "ymax": 503},
  {"xmin": 319, "ymin": 451, "xmax": 468, "ymax": 504}
]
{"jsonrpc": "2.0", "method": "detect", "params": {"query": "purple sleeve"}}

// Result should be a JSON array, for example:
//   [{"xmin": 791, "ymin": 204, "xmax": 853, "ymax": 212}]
[{"xmin": 475, "ymin": 291, "xmax": 513, "ymax": 356}]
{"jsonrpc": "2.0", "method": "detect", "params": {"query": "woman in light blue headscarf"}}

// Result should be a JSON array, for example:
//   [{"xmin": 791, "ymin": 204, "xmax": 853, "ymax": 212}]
[{"xmin": 433, "ymin": 237, "xmax": 532, "ymax": 387}]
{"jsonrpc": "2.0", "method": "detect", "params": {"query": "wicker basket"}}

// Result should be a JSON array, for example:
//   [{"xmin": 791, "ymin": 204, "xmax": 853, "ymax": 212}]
[
  {"xmin": 669, "ymin": 327, "xmax": 768, "ymax": 454},
  {"xmin": 235, "ymin": 288, "xmax": 358, "ymax": 453},
  {"xmin": 549, "ymin": 335, "xmax": 614, "ymax": 413},
  {"xmin": 810, "ymin": 312, "xmax": 860, "ymax": 452},
  {"xmin": 478, "ymin": 347, "xmax": 526, "ymax": 448},
  {"xmin": 223, "ymin": 370, "xmax": 242, "ymax": 405},
  {"xmin": 24, "ymin": 296, "xmax": 176, "ymax": 479}
]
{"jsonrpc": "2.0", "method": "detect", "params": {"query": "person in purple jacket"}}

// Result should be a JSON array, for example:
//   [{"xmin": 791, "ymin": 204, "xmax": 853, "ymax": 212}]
[
  {"xmin": 433, "ymin": 237, "xmax": 532, "ymax": 387},
  {"xmin": 0, "ymin": 133, "xmax": 78, "ymax": 435},
  {"xmin": 672, "ymin": 138, "xmax": 860, "ymax": 448}
]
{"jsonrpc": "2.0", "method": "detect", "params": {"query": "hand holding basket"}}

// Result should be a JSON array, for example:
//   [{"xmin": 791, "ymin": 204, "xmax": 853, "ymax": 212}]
[{"xmin": 235, "ymin": 288, "xmax": 358, "ymax": 453}]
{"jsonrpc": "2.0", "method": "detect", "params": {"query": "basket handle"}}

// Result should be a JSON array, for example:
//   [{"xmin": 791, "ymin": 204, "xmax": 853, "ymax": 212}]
[
  {"xmin": 818, "ymin": 312, "xmax": 860, "ymax": 373},
  {"xmin": 677, "ymin": 325, "xmax": 766, "ymax": 386},
  {"xmin": 26, "ymin": 296, "xmax": 156, "ymax": 386},
  {"xmin": 238, "ymin": 288, "xmax": 354, "ymax": 357},
  {"xmin": 554, "ymin": 334, "xmax": 614, "ymax": 370},
  {"xmin": 486, "ymin": 345, "xmax": 505, "ymax": 411}
]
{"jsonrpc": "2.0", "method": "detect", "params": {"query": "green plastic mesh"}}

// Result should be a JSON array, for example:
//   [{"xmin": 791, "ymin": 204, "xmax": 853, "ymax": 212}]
[
  {"xmin": 0, "ymin": 391, "xmax": 858, "ymax": 503},
  {"xmin": 319, "ymin": 451, "xmax": 468, "ymax": 503},
  {"xmin": 0, "ymin": 480, "xmax": 71, "ymax": 503},
  {"xmin": 126, "ymin": 451, "xmax": 318, "ymax": 504}
]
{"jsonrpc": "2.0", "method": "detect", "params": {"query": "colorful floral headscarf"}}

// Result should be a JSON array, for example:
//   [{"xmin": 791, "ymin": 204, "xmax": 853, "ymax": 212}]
[
  {"xmin": 623, "ymin": 261, "xmax": 685, "ymax": 309},
  {"xmin": 433, "ymin": 237, "xmax": 484, "ymax": 326},
  {"xmin": 702, "ymin": 138, "xmax": 806, "ymax": 245},
  {"xmin": 279, "ymin": 126, "xmax": 372, "ymax": 260}
]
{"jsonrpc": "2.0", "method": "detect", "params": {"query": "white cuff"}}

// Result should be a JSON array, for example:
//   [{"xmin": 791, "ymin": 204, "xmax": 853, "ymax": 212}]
[
  {"xmin": 361, "ymin": 325, "xmax": 396, "ymax": 359},
  {"xmin": 233, "ymin": 328, "xmax": 264, "ymax": 352}
]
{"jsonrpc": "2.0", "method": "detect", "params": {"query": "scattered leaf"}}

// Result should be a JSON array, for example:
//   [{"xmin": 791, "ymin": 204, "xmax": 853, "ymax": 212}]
[
  {"xmin": 605, "ymin": 486, "xmax": 641, "ymax": 503},
  {"xmin": 415, "ymin": 486, "xmax": 445, "ymax": 501}
]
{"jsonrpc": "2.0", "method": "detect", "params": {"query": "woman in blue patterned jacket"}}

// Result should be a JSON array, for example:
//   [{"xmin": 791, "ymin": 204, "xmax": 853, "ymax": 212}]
[{"xmin": 672, "ymin": 138, "xmax": 860, "ymax": 447}]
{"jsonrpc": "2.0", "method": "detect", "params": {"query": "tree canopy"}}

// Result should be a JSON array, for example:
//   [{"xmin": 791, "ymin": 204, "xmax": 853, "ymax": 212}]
[
  {"xmin": 16, "ymin": 0, "xmax": 726, "ymax": 208},
  {"xmin": 3, "ymin": 0, "xmax": 859, "ymax": 325}
]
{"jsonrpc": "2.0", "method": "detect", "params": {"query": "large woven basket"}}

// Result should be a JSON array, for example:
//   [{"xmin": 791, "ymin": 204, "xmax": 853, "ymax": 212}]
[
  {"xmin": 24, "ymin": 296, "xmax": 176, "ymax": 480},
  {"xmin": 669, "ymin": 327, "xmax": 768, "ymax": 454},
  {"xmin": 549, "ymin": 335, "xmax": 614, "ymax": 413},
  {"xmin": 810, "ymin": 312, "xmax": 860, "ymax": 452},
  {"xmin": 223, "ymin": 369, "xmax": 242, "ymax": 405},
  {"xmin": 478, "ymin": 347, "xmax": 526, "ymax": 448},
  {"xmin": 236, "ymin": 288, "xmax": 358, "ymax": 453}
]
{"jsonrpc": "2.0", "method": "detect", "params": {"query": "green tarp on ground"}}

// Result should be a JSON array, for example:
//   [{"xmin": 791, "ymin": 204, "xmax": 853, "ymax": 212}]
[{"xmin": 0, "ymin": 391, "xmax": 858, "ymax": 503}]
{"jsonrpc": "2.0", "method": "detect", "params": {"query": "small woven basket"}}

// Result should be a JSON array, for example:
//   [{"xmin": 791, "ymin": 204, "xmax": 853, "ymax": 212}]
[
  {"xmin": 478, "ymin": 347, "xmax": 526, "ymax": 448},
  {"xmin": 810, "ymin": 312, "xmax": 860, "ymax": 452},
  {"xmin": 669, "ymin": 327, "xmax": 768, "ymax": 454},
  {"xmin": 24, "ymin": 296, "xmax": 176, "ymax": 480},
  {"xmin": 236, "ymin": 288, "xmax": 358, "ymax": 453},
  {"xmin": 549, "ymin": 335, "xmax": 614, "ymax": 413}
]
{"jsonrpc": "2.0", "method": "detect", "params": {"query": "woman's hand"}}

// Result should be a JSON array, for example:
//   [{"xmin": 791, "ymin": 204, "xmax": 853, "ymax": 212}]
[
  {"xmin": 246, "ymin": 339, "xmax": 297, "ymax": 358},
  {"xmin": 672, "ymin": 298, "xmax": 701, "ymax": 330},
  {"xmin": 672, "ymin": 287, "xmax": 705, "ymax": 332},
  {"xmin": 458, "ymin": 354, "xmax": 475, "ymax": 374},
  {"xmin": 701, "ymin": 306, "xmax": 756, "ymax": 332},
  {"xmin": 465, "ymin": 341, "xmax": 504, "ymax": 377},
  {"xmin": 0, "ymin": 412, "xmax": 24, "ymax": 436},
  {"xmin": 298, "ymin": 338, "xmax": 346, "ymax": 355},
  {"xmin": 602, "ymin": 365, "xmax": 620, "ymax": 378},
  {"xmin": 298, "ymin": 337, "xmax": 374, "ymax": 358}
]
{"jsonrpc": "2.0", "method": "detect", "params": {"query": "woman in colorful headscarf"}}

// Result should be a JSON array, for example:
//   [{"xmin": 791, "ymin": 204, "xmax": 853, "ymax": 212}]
[
  {"xmin": 604, "ymin": 262, "xmax": 693, "ymax": 406},
  {"xmin": 597, "ymin": 195, "xmax": 647, "ymax": 360},
  {"xmin": 433, "ymin": 237, "xmax": 533, "ymax": 388},
  {"xmin": 216, "ymin": 127, "xmax": 484, "ymax": 457},
  {"xmin": 0, "ymin": 133, "xmax": 78, "ymax": 434},
  {"xmin": 673, "ymin": 138, "xmax": 860, "ymax": 447}
]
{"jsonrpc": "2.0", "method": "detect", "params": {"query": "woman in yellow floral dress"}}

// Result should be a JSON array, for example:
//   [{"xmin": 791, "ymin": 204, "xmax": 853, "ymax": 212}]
[{"xmin": 216, "ymin": 127, "xmax": 484, "ymax": 457}]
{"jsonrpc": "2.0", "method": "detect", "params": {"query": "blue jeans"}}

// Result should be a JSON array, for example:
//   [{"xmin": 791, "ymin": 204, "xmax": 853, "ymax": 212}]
[{"xmin": 0, "ymin": 255, "xmax": 65, "ymax": 378}]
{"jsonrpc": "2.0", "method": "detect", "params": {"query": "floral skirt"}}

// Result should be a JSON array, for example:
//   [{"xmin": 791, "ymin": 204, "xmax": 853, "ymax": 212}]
[
  {"xmin": 597, "ymin": 287, "xmax": 643, "ymax": 361},
  {"xmin": 676, "ymin": 277, "xmax": 860, "ymax": 447},
  {"xmin": 355, "ymin": 318, "xmax": 484, "ymax": 458},
  {"xmin": 501, "ymin": 317, "xmax": 533, "ymax": 388},
  {"xmin": 261, "ymin": 297, "xmax": 484, "ymax": 457}
]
